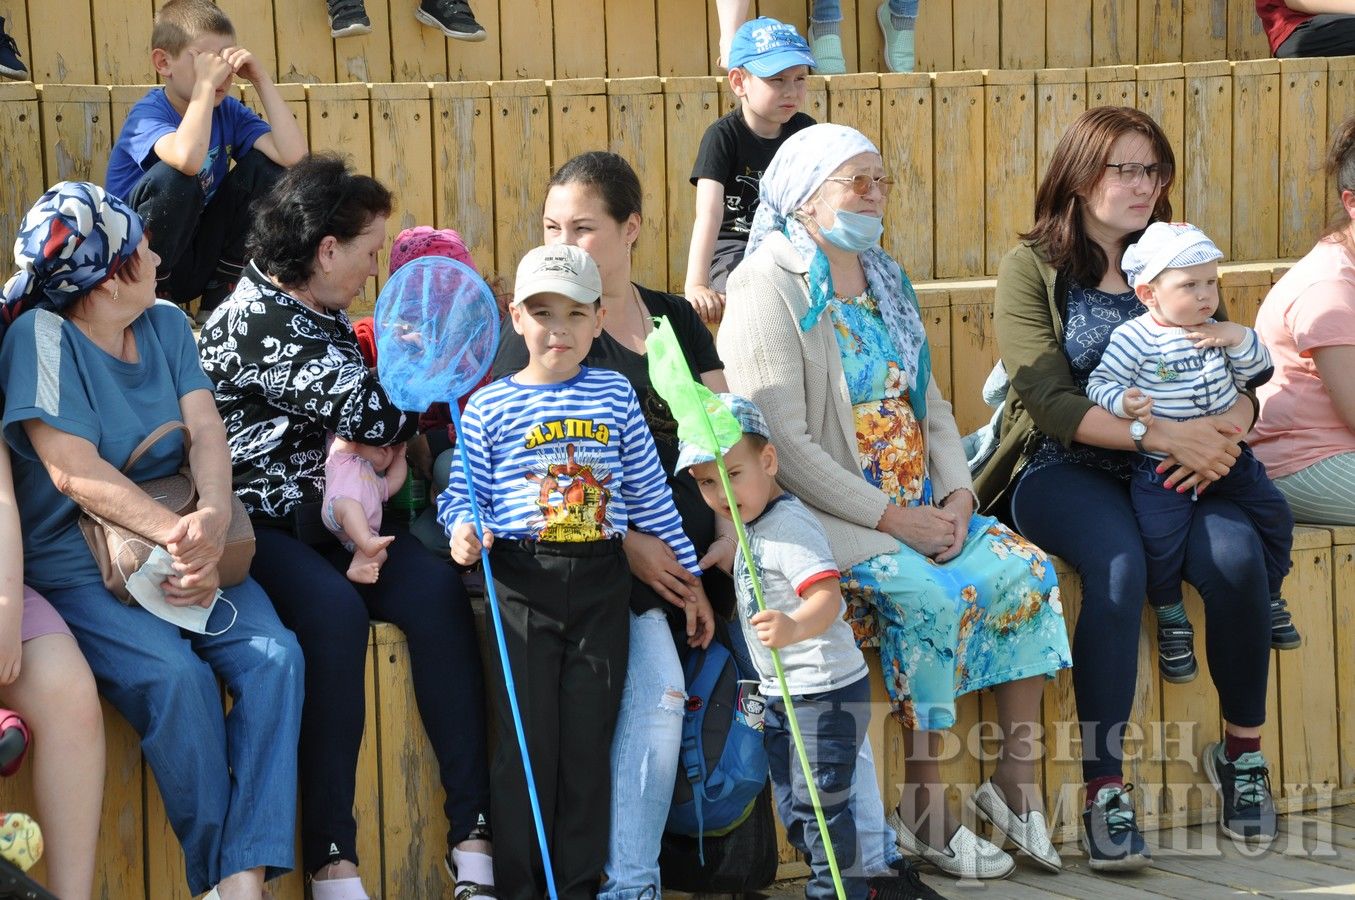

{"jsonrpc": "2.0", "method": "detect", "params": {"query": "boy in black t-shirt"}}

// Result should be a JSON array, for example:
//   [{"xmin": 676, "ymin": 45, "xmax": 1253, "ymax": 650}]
[{"xmin": 685, "ymin": 16, "xmax": 816, "ymax": 324}]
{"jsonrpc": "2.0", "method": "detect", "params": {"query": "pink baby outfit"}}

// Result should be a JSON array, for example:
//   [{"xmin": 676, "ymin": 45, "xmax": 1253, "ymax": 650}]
[{"xmin": 323, "ymin": 448, "xmax": 392, "ymax": 551}]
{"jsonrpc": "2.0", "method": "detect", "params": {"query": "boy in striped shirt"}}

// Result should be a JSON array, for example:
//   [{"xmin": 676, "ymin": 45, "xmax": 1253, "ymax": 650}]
[
  {"xmin": 438, "ymin": 244, "xmax": 702, "ymax": 899},
  {"xmin": 1087, "ymin": 222, "xmax": 1298, "ymax": 686}
]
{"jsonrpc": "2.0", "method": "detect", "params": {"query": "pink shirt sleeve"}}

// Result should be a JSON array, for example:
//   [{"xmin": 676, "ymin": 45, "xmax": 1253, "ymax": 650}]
[{"xmin": 1290, "ymin": 278, "xmax": 1355, "ymax": 357}]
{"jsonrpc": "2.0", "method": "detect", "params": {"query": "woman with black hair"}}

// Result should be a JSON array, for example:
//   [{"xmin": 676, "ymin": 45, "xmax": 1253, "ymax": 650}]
[{"xmin": 197, "ymin": 154, "xmax": 494, "ymax": 900}]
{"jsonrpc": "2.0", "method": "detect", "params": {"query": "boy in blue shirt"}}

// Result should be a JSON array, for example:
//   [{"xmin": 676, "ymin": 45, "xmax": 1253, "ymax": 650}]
[
  {"xmin": 106, "ymin": 0, "xmax": 306, "ymax": 324},
  {"xmin": 685, "ymin": 16, "xmax": 817, "ymax": 324},
  {"xmin": 439, "ymin": 244, "xmax": 709, "ymax": 900}
]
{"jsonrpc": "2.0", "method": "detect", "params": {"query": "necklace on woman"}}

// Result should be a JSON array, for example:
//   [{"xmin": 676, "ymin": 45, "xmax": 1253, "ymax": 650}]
[{"xmin": 630, "ymin": 283, "xmax": 652, "ymax": 338}]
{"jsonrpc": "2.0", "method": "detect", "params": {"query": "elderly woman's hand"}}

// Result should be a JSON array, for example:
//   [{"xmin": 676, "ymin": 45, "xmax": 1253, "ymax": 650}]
[
  {"xmin": 163, "ymin": 562, "xmax": 221, "ymax": 609},
  {"xmin": 933, "ymin": 491, "xmax": 975, "ymax": 563},
  {"xmin": 877, "ymin": 503, "xmax": 958, "ymax": 559},
  {"xmin": 1147, "ymin": 416, "xmax": 1243, "ymax": 492},
  {"xmin": 624, "ymin": 529, "xmax": 701, "ymax": 607},
  {"xmin": 166, "ymin": 507, "xmax": 229, "ymax": 575}
]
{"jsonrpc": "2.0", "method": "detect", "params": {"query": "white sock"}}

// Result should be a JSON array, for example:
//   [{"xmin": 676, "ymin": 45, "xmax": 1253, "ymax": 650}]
[
  {"xmin": 309, "ymin": 876, "xmax": 370, "ymax": 900},
  {"xmin": 811, "ymin": 19, "xmax": 841, "ymax": 37},
  {"xmin": 892, "ymin": 13, "xmax": 916, "ymax": 30},
  {"xmin": 451, "ymin": 847, "xmax": 495, "ymax": 886}
]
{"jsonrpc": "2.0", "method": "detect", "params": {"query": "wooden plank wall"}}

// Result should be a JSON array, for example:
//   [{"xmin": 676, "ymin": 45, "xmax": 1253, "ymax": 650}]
[
  {"xmin": 1, "ymin": 58, "xmax": 1345, "ymax": 312},
  {"xmin": 2, "ymin": 525, "xmax": 1350, "ymax": 899},
  {"xmin": 13, "ymin": 0, "xmax": 1275, "ymax": 87}
]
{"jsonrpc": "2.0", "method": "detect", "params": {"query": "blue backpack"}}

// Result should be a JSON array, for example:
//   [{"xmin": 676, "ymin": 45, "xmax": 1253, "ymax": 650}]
[{"xmin": 666, "ymin": 638, "xmax": 769, "ymax": 850}]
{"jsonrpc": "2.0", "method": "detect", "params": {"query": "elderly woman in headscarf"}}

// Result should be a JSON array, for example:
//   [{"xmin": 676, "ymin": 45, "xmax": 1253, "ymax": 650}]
[
  {"xmin": 719, "ymin": 124, "xmax": 1072, "ymax": 881},
  {"xmin": 0, "ymin": 182, "xmax": 303, "ymax": 900}
]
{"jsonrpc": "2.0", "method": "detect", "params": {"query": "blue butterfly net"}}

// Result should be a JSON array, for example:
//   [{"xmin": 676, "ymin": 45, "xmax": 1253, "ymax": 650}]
[{"xmin": 374, "ymin": 256, "xmax": 501, "ymax": 411}]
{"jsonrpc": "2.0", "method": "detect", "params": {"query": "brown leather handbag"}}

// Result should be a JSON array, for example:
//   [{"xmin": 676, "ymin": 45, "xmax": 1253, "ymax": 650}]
[{"xmin": 77, "ymin": 422, "xmax": 255, "ymax": 603}]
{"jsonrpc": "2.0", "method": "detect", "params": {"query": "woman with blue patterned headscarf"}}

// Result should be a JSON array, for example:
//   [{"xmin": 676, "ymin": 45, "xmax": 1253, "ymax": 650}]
[
  {"xmin": 0, "ymin": 181, "xmax": 304, "ymax": 900},
  {"xmin": 721, "ymin": 124, "xmax": 1072, "ymax": 881}
]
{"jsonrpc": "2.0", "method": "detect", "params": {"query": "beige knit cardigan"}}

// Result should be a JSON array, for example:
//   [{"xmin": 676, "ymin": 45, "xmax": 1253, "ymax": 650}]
[{"xmin": 718, "ymin": 231, "xmax": 974, "ymax": 571}]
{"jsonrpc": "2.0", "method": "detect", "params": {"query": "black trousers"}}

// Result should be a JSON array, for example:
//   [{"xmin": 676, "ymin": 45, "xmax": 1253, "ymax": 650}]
[
  {"xmin": 485, "ymin": 539, "xmax": 631, "ymax": 900},
  {"xmin": 1277, "ymin": 14, "xmax": 1355, "ymax": 58},
  {"xmin": 250, "ymin": 523, "xmax": 490, "ymax": 872},
  {"xmin": 127, "ymin": 148, "xmax": 282, "ymax": 303}
]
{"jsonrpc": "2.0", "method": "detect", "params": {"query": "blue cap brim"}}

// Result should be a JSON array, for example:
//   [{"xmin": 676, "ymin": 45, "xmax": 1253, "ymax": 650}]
[{"xmin": 737, "ymin": 49, "xmax": 818, "ymax": 77}]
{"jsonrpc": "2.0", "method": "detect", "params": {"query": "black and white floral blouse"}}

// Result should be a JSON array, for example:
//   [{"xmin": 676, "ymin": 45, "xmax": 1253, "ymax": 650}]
[{"xmin": 197, "ymin": 262, "xmax": 417, "ymax": 519}]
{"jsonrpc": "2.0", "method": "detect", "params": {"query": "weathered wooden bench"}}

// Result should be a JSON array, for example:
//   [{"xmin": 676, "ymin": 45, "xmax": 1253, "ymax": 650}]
[{"xmin": 0, "ymin": 525, "xmax": 1348, "ymax": 896}]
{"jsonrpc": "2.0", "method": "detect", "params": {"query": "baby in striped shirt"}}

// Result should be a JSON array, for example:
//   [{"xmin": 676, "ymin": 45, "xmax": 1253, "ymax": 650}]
[{"xmin": 1088, "ymin": 222, "xmax": 1299, "ymax": 685}]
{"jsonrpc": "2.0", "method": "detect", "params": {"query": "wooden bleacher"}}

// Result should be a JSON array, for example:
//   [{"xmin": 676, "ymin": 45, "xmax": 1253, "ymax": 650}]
[
  {"xmin": 1, "ymin": 526, "xmax": 1352, "ymax": 897},
  {"xmin": 6, "ymin": 0, "xmax": 1275, "ymax": 85}
]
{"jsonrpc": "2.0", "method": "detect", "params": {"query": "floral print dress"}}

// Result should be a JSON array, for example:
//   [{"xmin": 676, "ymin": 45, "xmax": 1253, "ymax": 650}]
[{"xmin": 829, "ymin": 291, "xmax": 1072, "ymax": 730}]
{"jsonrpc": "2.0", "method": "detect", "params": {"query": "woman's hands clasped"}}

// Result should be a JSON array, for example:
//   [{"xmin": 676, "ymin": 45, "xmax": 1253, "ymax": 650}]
[
  {"xmin": 877, "ymin": 502, "xmax": 959, "ymax": 560},
  {"xmin": 1148, "ymin": 416, "xmax": 1244, "ymax": 493},
  {"xmin": 163, "ymin": 506, "xmax": 230, "ymax": 608}
]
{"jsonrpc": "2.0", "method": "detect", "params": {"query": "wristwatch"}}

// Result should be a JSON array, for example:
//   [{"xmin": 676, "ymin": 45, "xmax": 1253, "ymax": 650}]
[{"xmin": 1129, "ymin": 419, "xmax": 1149, "ymax": 453}]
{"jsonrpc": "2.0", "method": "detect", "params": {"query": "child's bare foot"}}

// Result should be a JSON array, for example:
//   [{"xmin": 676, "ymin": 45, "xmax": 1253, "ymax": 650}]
[{"xmin": 346, "ymin": 541, "xmax": 392, "ymax": 584}]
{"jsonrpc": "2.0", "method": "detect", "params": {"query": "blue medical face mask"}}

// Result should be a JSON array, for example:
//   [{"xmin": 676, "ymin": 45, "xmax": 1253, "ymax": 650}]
[{"xmin": 819, "ymin": 205, "xmax": 884, "ymax": 252}]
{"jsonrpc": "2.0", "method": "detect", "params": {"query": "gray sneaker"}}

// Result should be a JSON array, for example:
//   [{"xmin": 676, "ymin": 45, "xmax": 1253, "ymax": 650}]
[{"xmin": 1203, "ymin": 742, "xmax": 1276, "ymax": 844}]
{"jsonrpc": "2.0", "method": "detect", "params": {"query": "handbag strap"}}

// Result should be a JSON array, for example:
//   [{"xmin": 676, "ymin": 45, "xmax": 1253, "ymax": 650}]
[{"xmin": 122, "ymin": 422, "xmax": 193, "ymax": 476}]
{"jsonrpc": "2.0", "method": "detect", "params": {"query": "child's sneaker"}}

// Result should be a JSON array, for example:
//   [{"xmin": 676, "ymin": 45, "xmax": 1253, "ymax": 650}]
[
  {"xmin": 1080, "ymin": 783, "xmax": 1150, "ymax": 872},
  {"xmin": 415, "ymin": 0, "xmax": 488, "ymax": 41},
  {"xmin": 809, "ymin": 27, "xmax": 847, "ymax": 75},
  {"xmin": 1156, "ymin": 619, "xmax": 1198, "ymax": 683},
  {"xmin": 1269, "ymin": 596, "xmax": 1302, "ymax": 649},
  {"xmin": 867, "ymin": 859, "xmax": 948, "ymax": 899},
  {"xmin": 327, "ymin": 0, "xmax": 372, "ymax": 38},
  {"xmin": 1203, "ymin": 742, "xmax": 1276, "ymax": 843},
  {"xmin": 0, "ymin": 18, "xmax": 27, "ymax": 80},
  {"xmin": 876, "ymin": 2, "xmax": 916, "ymax": 73},
  {"xmin": 0, "ymin": 813, "xmax": 42, "ymax": 872}
]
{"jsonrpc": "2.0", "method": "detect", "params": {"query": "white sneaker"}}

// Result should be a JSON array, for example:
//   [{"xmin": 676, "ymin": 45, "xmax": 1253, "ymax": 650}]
[
  {"xmin": 887, "ymin": 809, "xmax": 1015, "ymax": 879},
  {"xmin": 972, "ymin": 781, "xmax": 1061, "ymax": 872}
]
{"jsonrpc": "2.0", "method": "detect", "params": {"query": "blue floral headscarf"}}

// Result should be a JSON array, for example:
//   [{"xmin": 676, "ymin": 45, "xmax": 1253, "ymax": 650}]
[
  {"xmin": 746, "ymin": 124, "xmax": 931, "ymax": 417},
  {"xmin": 0, "ymin": 181, "xmax": 145, "ymax": 338}
]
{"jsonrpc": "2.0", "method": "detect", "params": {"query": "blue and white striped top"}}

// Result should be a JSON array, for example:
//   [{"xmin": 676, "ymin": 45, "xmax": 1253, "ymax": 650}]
[
  {"xmin": 1087, "ymin": 313, "xmax": 1273, "ymax": 445},
  {"xmin": 436, "ymin": 366, "xmax": 700, "ymax": 574}
]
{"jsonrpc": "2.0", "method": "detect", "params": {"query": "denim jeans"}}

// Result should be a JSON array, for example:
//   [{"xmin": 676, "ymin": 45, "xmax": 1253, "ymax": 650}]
[
  {"xmin": 766, "ymin": 676, "xmax": 873, "ymax": 900},
  {"xmin": 44, "ymin": 577, "xmax": 303, "ymax": 895},
  {"xmin": 599, "ymin": 609, "xmax": 685, "ymax": 900},
  {"xmin": 813, "ymin": 0, "xmax": 916, "ymax": 22},
  {"xmin": 853, "ymin": 739, "xmax": 905, "ymax": 876}
]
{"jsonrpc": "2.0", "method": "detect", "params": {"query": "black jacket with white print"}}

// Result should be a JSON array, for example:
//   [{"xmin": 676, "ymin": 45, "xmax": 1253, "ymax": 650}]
[{"xmin": 197, "ymin": 262, "xmax": 417, "ymax": 519}]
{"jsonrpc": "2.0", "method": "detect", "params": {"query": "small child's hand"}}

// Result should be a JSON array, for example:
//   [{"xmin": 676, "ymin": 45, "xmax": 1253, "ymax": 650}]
[
  {"xmin": 450, "ymin": 523, "xmax": 492, "ymax": 566},
  {"xmin": 1186, "ymin": 321, "xmax": 1246, "ymax": 349},
  {"xmin": 685, "ymin": 285, "xmax": 726, "ymax": 325},
  {"xmin": 749, "ymin": 609, "xmax": 801, "ymax": 649},
  {"xmin": 192, "ymin": 50, "xmax": 233, "ymax": 93},
  {"xmin": 221, "ymin": 46, "xmax": 263, "ymax": 84},
  {"xmin": 1122, "ymin": 388, "xmax": 1154, "ymax": 420}
]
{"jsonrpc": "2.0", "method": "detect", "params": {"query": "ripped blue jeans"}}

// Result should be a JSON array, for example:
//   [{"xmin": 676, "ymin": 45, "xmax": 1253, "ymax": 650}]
[
  {"xmin": 599, "ymin": 609, "xmax": 685, "ymax": 900},
  {"xmin": 766, "ymin": 675, "xmax": 873, "ymax": 900}
]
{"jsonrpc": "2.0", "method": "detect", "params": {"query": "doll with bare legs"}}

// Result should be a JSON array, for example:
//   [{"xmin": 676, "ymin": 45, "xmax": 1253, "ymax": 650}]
[{"xmin": 323, "ymin": 438, "xmax": 407, "ymax": 583}]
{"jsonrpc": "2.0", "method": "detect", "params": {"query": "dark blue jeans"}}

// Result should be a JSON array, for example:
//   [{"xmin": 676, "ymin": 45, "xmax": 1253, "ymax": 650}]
[
  {"xmin": 765, "ymin": 675, "xmax": 872, "ymax": 900},
  {"xmin": 250, "ymin": 523, "xmax": 490, "ymax": 873},
  {"xmin": 1009, "ymin": 463, "xmax": 1270, "ymax": 781},
  {"xmin": 1131, "ymin": 446, "xmax": 1293, "ymax": 608}
]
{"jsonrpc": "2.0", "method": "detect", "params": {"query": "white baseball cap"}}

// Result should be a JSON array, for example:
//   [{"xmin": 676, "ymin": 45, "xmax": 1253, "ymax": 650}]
[{"xmin": 511, "ymin": 244, "xmax": 603, "ymax": 306}]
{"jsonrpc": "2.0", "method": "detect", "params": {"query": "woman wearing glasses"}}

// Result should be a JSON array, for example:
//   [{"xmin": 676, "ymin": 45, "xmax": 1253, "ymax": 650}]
[
  {"xmin": 977, "ymin": 106, "xmax": 1277, "ymax": 872},
  {"xmin": 720, "ymin": 123, "xmax": 1072, "ymax": 881}
]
